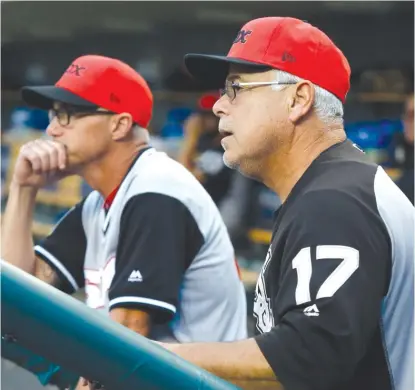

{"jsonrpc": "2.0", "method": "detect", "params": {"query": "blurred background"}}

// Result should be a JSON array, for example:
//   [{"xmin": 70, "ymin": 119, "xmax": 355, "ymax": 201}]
[{"xmin": 1, "ymin": 1, "xmax": 414, "ymax": 389}]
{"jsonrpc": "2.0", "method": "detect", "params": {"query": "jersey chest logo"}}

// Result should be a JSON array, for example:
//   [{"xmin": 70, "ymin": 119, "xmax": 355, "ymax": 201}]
[
  {"xmin": 253, "ymin": 246, "xmax": 275, "ymax": 333},
  {"xmin": 84, "ymin": 256, "xmax": 116, "ymax": 310}
]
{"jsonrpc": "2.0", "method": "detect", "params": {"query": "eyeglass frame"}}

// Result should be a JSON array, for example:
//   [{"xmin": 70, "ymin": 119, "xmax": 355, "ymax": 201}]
[
  {"xmin": 220, "ymin": 80, "xmax": 298, "ymax": 101},
  {"xmin": 48, "ymin": 105, "xmax": 116, "ymax": 127}
]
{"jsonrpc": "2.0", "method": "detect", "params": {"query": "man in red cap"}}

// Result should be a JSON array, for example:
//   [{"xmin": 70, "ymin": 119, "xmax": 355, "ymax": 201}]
[
  {"xmin": 1, "ymin": 55, "xmax": 248, "ymax": 388},
  {"xmin": 160, "ymin": 17, "xmax": 414, "ymax": 390}
]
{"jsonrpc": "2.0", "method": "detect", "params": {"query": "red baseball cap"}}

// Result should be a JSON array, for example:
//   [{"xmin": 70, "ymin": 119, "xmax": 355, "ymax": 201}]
[
  {"xmin": 184, "ymin": 17, "xmax": 351, "ymax": 103},
  {"xmin": 21, "ymin": 55, "xmax": 153, "ymax": 128}
]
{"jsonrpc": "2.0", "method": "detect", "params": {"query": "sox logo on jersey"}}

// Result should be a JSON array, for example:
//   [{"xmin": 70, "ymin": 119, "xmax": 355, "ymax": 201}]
[
  {"xmin": 253, "ymin": 246, "xmax": 275, "ymax": 333},
  {"xmin": 84, "ymin": 255, "xmax": 116, "ymax": 310}
]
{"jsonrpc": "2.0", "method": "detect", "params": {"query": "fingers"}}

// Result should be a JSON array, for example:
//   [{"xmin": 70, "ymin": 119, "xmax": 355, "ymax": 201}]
[
  {"xmin": 20, "ymin": 140, "xmax": 67, "ymax": 174},
  {"xmin": 75, "ymin": 377, "xmax": 89, "ymax": 390},
  {"xmin": 79, "ymin": 378, "xmax": 104, "ymax": 390},
  {"xmin": 57, "ymin": 142, "xmax": 68, "ymax": 170},
  {"xmin": 43, "ymin": 140, "xmax": 67, "ymax": 170},
  {"xmin": 32, "ymin": 140, "xmax": 56, "ymax": 173}
]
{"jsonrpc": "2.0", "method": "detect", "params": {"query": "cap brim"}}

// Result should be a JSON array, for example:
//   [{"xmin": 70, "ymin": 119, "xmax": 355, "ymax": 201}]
[
  {"xmin": 184, "ymin": 54, "xmax": 271, "ymax": 89},
  {"xmin": 21, "ymin": 86, "xmax": 97, "ymax": 110}
]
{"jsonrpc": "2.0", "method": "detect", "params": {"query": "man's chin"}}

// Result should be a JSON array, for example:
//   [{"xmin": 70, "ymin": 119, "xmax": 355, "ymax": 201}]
[
  {"xmin": 222, "ymin": 152, "xmax": 239, "ymax": 170},
  {"xmin": 223, "ymin": 152, "xmax": 262, "ymax": 181}
]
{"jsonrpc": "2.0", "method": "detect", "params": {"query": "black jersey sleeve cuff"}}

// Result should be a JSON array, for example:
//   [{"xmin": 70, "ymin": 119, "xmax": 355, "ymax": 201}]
[
  {"xmin": 108, "ymin": 296, "xmax": 177, "ymax": 323},
  {"xmin": 34, "ymin": 245, "xmax": 79, "ymax": 294},
  {"xmin": 255, "ymin": 330, "xmax": 307, "ymax": 390}
]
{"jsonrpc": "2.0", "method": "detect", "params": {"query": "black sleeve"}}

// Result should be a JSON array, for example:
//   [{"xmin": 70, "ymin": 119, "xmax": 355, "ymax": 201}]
[
  {"xmin": 108, "ymin": 192, "xmax": 204, "ymax": 323},
  {"xmin": 34, "ymin": 199, "xmax": 87, "ymax": 294},
  {"xmin": 254, "ymin": 190, "xmax": 391, "ymax": 390}
]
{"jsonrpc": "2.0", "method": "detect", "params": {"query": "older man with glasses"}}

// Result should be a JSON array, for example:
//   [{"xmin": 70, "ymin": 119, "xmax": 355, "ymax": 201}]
[{"xmin": 159, "ymin": 16, "xmax": 414, "ymax": 390}]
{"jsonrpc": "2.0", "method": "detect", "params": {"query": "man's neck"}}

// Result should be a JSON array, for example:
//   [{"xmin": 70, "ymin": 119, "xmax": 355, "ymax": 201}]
[
  {"xmin": 81, "ymin": 142, "xmax": 149, "ymax": 199},
  {"xmin": 263, "ymin": 126, "xmax": 346, "ymax": 203}
]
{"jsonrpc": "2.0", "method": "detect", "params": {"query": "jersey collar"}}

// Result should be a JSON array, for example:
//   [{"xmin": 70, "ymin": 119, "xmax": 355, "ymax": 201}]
[{"xmin": 103, "ymin": 146, "xmax": 153, "ymax": 212}]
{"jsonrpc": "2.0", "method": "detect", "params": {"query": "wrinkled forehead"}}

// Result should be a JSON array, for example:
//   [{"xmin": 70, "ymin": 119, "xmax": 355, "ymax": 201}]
[{"xmin": 227, "ymin": 64, "xmax": 274, "ymax": 82}]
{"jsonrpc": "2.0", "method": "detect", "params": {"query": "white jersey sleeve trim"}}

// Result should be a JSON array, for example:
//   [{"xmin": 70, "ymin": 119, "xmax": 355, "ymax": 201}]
[
  {"xmin": 109, "ymin": 296, "xmax": 176, "ymax": 313},
  {"xmin": 34, "ymin": 245, "xmax": 79, "ymax": 291}
]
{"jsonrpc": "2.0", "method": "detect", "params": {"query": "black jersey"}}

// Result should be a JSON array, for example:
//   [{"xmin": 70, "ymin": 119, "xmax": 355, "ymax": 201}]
[{"xmin": 253, "ymin": 140, "xmax": 414, "ymax": 390}]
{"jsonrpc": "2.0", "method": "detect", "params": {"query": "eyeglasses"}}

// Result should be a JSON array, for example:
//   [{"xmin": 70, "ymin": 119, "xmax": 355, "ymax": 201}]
[
  {"xmin": 48, "ymin": 107, "xmax": 115, "ymax": 127},
  {"xmin": 220, "ymin": 80, "xmax": 297, "ymax": 101}
]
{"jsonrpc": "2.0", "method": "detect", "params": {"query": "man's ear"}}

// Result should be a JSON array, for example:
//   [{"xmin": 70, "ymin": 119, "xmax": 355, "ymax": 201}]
[
  {"xmin": 111, "ymin": 113, "xmax": 134, "ymax": 141},
  {"xmin": 288, "ymin": 81, "xmax": 315, "ymax": 123}
]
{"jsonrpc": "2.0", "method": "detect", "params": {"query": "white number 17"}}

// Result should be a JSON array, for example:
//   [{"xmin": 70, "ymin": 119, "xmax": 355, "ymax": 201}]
[{"xmin": 292, "ymin": 245, "xmax": 359, "ymax": 305}]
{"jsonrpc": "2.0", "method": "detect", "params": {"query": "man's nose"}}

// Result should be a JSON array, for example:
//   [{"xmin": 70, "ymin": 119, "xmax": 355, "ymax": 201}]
[
  {"xmin": 212, "ymin": 95, "xmax": 228, "ymax": 118},
  {"xmin": 45, "ymin": 118, "xmax": 63, "ymax": 138}
]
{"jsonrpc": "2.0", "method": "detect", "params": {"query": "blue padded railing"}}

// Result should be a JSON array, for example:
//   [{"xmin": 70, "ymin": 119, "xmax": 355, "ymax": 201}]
[{"xmin": 1, "ymin": 260, "xmax": 240, "ymax": 390}]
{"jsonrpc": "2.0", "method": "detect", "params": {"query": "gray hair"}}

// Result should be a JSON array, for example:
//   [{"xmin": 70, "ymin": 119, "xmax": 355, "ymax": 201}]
[
  {"xmin": 132, "ymin": 124, "xmax": 150, "ymax": 142},
  {"xmin": 272, "ymin": 70, "xmax": 344, "ymax": 126}
]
